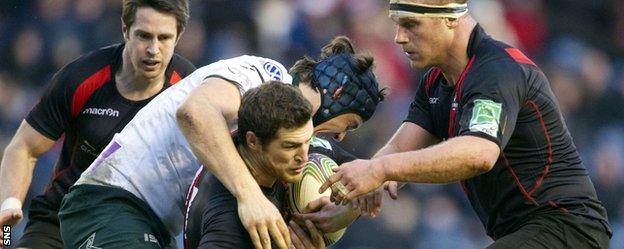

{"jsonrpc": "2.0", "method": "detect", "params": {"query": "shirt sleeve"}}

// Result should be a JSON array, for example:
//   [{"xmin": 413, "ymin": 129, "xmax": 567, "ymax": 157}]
[
  {"xmin": 456, "ymin": 62, "xmax": 524, "ymax": 148},
  {"xmin": 204, "ymin": 56, "xmax": 292, "ymax": 100},
  {"xmin": 25, "ymin": 67, "xmax": 73, "ymax": 140},
  {"xmin": 404, "ymin": 72, "xmax": 435, "ymax": 135},
  {"xmin": 206, "ymin": 59, "xmax": 265, "ymax": 97}
]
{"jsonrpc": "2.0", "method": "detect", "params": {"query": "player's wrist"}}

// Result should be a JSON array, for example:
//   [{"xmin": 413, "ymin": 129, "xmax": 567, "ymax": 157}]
[
  {"xmin": 234, "ymin": 183, "xmax": 265, "ymax": 202},
  {"xmin": 373, "ymin": 157, "xmax": 390, "ymax": 182},
  {"xmin": 0, "ymin": 197, "xmax": 22, "ymax": 212}
]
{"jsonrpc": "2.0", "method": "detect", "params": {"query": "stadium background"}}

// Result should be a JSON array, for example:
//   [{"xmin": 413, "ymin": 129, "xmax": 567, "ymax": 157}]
[{"xmin": 0, "ymin": 0, "xmax": 623, "ymax": 248}]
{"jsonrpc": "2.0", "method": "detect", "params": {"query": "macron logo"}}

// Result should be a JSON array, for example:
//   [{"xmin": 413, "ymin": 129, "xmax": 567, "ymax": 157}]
[{"xmin": 83, "ymin": 107, "xmax": 119, "ymax": 117}]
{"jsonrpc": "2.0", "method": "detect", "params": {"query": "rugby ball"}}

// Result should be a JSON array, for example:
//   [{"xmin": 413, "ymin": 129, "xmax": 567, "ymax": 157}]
[{"xmin": 287, "ymin": 153, "xmax": 346, "ymax": 245}]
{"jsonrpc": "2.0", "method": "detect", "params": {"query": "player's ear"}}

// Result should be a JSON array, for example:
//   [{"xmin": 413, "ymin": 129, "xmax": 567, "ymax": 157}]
[
  {"xmin": 444, "ymin": 17, "xmax": 459, "ymax": 29},
  {"xmin": 246, "ymin": 131, "xmax": 260, "ymax": 150},
  {"xmin": 121, "ymin": 19, "xmax": 129, "ymax": 41},
  {"xmin": 175, "ymin": 28, "xmax": 185, "ymax": 44}
]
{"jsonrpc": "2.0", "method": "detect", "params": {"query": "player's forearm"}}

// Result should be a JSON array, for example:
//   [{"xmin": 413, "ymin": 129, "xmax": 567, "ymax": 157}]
[
  {"xmin": 0, "ymin": 144, "xmax": 37, "ymax": 206},
  {"xmin": 373, "ymin": 123, "xmax": 439, "ymax": 159},
  {"xmin": 379, "ymin": 136, "xmax": 499, "ymax": 183},
  {"xmin": 176, "ymin": 102, "xmax": 263, "ymax": 200}
]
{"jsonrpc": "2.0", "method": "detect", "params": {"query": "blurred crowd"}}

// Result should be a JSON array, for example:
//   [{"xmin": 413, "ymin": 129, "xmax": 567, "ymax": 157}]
[{"xmin": 1, "ymin": 0, "xmax": 623, "ymax": 248}]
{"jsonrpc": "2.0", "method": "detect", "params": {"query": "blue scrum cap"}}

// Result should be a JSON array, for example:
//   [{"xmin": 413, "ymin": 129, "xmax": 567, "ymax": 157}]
[{"xmin": 310, "ymin": 53, "xmax": 383, "ymax": 125}]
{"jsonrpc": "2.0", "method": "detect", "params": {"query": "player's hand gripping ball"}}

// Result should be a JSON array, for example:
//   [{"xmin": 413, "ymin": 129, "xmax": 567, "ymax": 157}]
[{"xmin": 288, "ymin": 153, "xmax": 347, "ymax": 245}]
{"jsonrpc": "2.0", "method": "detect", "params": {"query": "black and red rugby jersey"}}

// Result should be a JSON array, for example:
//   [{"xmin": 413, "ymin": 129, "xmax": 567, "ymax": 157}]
[
  {"xmin": 405, "ymin": 25, "xmax": 610, "ymax": 239},
  {"xmin": 24, "ymin": 43, "xmax": 195, "ymax": 221}
]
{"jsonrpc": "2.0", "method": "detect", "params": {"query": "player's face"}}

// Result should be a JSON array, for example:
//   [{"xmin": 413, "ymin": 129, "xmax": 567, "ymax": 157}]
[
  {"xmin": 262, "ymin": 120, "xmax": 314, "ymax": 183},
  {"xmin": 392, "ymin": 15, "xmax": 453, "ymax": 69},
  {"xmin": 123, "ymin": 7, "xmax": 178, "ymax": 80},
  {"xmin": 313, "ymin": 113, "xmax": 363, "ymax": 142}
]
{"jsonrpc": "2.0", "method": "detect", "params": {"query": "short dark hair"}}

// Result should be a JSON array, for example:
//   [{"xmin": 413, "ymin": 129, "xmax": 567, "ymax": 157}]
[
  {"xmin": 122, "ymin": 0, "xmax": 189, "ymax": 37},
  {"xmin": 238, "ymin": 81, "xmax": 313, "ymax": 146},
  {"xmin": 290, "ymin": 36, "xmax": 375, "ymax": 92}
]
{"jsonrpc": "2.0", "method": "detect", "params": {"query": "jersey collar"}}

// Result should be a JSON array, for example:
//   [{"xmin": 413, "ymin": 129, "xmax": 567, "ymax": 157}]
[{"xmin": 466, "ymin": 24, "xmax": 489, "ymax": 58}]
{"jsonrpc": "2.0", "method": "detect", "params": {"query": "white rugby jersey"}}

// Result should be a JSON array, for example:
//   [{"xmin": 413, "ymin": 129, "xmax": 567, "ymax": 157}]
[{"xmin": 75, "ymin": 55, "xmax": 292, "ymax": 236}]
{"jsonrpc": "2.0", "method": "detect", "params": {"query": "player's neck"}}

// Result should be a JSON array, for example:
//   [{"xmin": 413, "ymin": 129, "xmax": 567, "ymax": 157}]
[
  {"xmin": 115, "ymin": 48, "xmax": 165, "ymax": 101},
  {"xmin": 237, "ymin": 144, "xmax": 276, "ymax": 188},
  {"xmin": 439, "ymin": 17, "xmax": 477, "ymax": 86}
]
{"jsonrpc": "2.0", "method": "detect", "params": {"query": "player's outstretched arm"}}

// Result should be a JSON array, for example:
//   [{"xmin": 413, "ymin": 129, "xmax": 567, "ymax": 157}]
[
  {"xmin": 0, "ymin": 121, "xmax": 55, "ymax": 227},
  {"xmin": 321, "ymin": 132, "xmax": 499, "ymax": 203},
  {"xmin": 176, "ymin": 78, "xmax": 290, "ymax": 249},
  {"xmin": 350, "ymin": 122, "xmax": 439, "ymax": 214},
  {"xmin": 375, "ymin": 122, "xmax": 440, "ymax": 159}
]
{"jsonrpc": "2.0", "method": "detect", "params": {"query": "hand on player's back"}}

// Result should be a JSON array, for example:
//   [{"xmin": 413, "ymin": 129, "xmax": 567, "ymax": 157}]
[{"xmin": 238, "ymin": 193, "xmax": 291, "ymax": 249}]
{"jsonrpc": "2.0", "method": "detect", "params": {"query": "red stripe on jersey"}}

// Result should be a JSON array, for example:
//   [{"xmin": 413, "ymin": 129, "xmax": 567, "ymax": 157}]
[
  {"xmin": 424, "ymin": 68, "xmax": 441, "ymax": 98},
  {"xmin": 44, "ymin": 136, "xmax": 80, "ymax": 194},
  {"xmin": 524, "ymin": 100, "xmax": 553, "ymax": 196},
  {"xmin": 183, "ymin": 168, "xmax": 206, "ymax": 249},
  {"xmin": 502, "ymin": 153, "xmax": 539, "ymax": 206},
  {"xmin": 71, "ymin": 66, "xmax": 112, "ymax": 117},
  {"xmin": 447, "ymin": 55, "xmax": 476, "ymax": 137},
  {"xmin": 504, "ymin": 48, "xmax": 536, "ymax": 66},
  {"xmin": 170, "ymin": 71, "xmax": 182, "ymax": 85}
]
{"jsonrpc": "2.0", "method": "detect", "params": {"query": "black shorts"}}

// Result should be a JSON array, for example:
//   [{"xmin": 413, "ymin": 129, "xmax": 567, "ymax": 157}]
[
  {"xmin": 16, "ymin": 196, "xmax": 65, "ymax": 248},
  {"xmin": 16, "ymin": 217, "xmax": 63, "ymax": 249},
  {"xmin": 487, "ymin": 211, "xmax": 610, "ymax": 249},
  {"xmin": 58, "ymin": 184, "xmax": 173, "ymax": 249}
]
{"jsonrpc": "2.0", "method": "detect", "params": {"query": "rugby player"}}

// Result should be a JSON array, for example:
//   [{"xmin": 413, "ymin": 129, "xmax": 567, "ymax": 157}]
[
  {"xmin": 0, "ymin": 0, "xmax": 194, "ymax": 248},
  {"xmin": 322, "ymin": 0, "xmax": 612, "ymax": 248},
  {"xmin": 184, "ymin": 82, "xmax": 333, "ymax": 249}
]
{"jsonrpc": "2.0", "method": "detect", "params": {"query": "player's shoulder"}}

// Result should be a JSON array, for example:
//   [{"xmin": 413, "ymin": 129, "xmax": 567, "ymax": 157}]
[
  {"xmin": 200, "ymin": 55, "xmax": 292, "ymax": 94},
  {"xmin": 309, "ymin": 136, "xmax": 358, "ymax": 164},
  {"xmin": 464, "ymin": 40, "xmax": 538, "ymax": 91},
  {"xmin": 54, "ymin": 43, "xmax": 122, "ymax": 90},
  {"xmin": 227, "ymin": 55, "xmax": 291, "ymax": 83},
  {"xmin": 68, "ymin": 43, "xmax": 122, "ymax": 72},
  {"xmin": 169, "ymin": 52, "xmax": 196, "ymax": 75},
  {"xmin": 195, "ymin": 174, "xmax": 239, "ymax": 218},
  {"xmin": 310, "ymin": 136, "xmax": 334, "ymax": 151},
  {"xmin": 475, "ymin": 37, "xmax": 540, "ymax": 75}
]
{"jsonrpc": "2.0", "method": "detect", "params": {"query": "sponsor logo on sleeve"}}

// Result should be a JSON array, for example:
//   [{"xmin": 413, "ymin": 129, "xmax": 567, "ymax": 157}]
[
  {"xmin": 263, "ymin": 62, "xmax": 283, "ymax": 81},
  {"xmin": 469, "ymin": 99, "xmax": 502, "ymax": 138}
]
